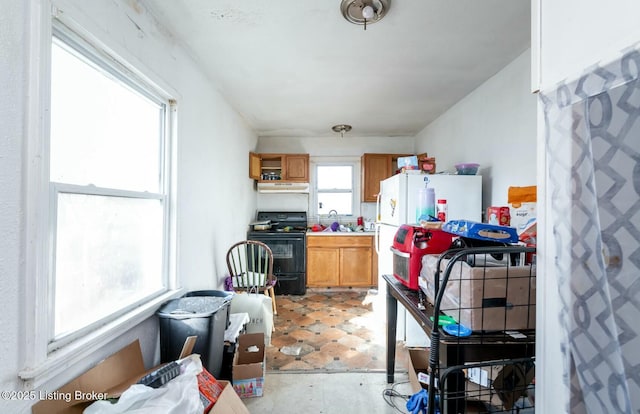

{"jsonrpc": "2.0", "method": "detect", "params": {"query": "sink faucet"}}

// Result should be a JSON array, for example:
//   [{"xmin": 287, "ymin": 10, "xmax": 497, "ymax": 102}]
[{"xmin": 327, "ymin": 209, "xmax": 340, "ymax": 230}]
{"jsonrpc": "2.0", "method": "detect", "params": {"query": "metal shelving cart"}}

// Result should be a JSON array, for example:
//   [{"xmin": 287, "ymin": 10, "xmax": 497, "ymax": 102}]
[{"xmin": 422, "ymin": 246, "xmax": 536, "ymax": 414}]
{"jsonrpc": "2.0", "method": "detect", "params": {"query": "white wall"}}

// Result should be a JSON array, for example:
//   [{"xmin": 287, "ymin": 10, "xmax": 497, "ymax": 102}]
[
  {"xmin": 536, "ymin": 1, "xmax": 640, "ymax": 413},
  {"xmin": 257, "ymin": 52, "xmax": 538, "ymax": 219},
  {"xmin": 538, "ymin": 0, "xmax": 640, "ymax": 89},
  {"xmin": 256, "ymin": 135, "xmax": 416, "ymax": 156},
  {"xmin": 1, "ymin": 1, "xmax": 256, "ymax": 411},
  {"xmin": 0, "ymin": 3, "xmax": 30, "ymax": 413},
  {"xmin": 256, "ymin": 135, "xmax": 416, "ymax": 221},
  {"xmin": 414, "ymin": 50, "xmax": 537, "ymax": 212}
]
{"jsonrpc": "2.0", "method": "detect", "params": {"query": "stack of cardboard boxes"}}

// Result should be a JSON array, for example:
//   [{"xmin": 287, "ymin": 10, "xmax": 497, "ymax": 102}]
[
  {"xmin": 31, "ymin": 339, "xmax": 251, "ymax": 414},
  {"xmin": 31, "ymin": 330, "xmax": 267, "ymax": 413}
]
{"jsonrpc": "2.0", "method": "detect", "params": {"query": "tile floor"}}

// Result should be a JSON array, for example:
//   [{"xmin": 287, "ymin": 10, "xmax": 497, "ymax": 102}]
[
  {"xmin": 266, "ymin": 289, "xmax": 409, "ymax": 373},
  {"xmin": 244, "ymin": 288, "xmax": 415, "ymax": 413}
]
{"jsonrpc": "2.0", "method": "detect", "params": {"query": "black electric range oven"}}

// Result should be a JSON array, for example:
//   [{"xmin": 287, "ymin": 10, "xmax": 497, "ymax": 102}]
[{"xmin": 247, "ymin": 211, "xmax": 307, "ymax": 295}]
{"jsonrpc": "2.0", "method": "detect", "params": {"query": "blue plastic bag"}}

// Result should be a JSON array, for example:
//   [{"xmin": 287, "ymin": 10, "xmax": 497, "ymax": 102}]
[{"xmin": 406, "ymin": 389, "xmax": 439, "ymax": 414}]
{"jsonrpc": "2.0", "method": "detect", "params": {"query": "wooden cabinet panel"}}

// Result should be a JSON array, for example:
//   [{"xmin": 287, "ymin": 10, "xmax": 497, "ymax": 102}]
[
  {"xmin": 361, "ymin": 153, "xmax": 412, "ymax": 202},
  {"xmin": 340, "ymin": 247, "xmax": 373, "ymax": 286},
  {"xmin": 249, "ymin": 152, "xmax": 261, "ymax": 180},
  {"xmin": 248, "ymin": 153, "xmax": 309, "ymax": 182},
  {"xmin": 306, "ymin": 235, "xmax": 376, "ymax": 287},
  {"xmin": 307, "ymin": 235, "xmax": 371, "ymax": 248},
  {"xmin": 285, "ymin": 154, "xmax": 309, "ymax": 182},
  {"xmin": 372, "ymin": 244, "xmax": 378, "ymax": 285},
  {"xmin": 361, "ymin": 154, "xmax": 391, "ymax": 202},
  {"xmin": 307, "ymin": 248, "xmax": 340, "ymax": 286}
]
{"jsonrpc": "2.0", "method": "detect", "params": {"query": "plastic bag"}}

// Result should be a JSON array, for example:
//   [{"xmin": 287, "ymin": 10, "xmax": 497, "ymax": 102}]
[
  {"xmin": 230, "ymin": 292, "xmax": 274, "ymax": 345},
  {"xmin": 406, "ymin": 389, "xmax": 439, "ymax": 414},
  {"xmin": 83, "ymin": 355, "xmax": 204, "ymax": 414}
]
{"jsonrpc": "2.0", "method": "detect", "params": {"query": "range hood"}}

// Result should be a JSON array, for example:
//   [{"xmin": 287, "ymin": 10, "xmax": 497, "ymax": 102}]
[{"xmin": 257, "ymin": 182, "xmax": 310, "ymax": 194}]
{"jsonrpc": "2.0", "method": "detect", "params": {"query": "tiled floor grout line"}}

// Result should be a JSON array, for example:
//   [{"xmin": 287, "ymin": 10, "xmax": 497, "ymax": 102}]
[{"xmin": 266, "ymin": 290, "xmax": 409, "ymax": 373}]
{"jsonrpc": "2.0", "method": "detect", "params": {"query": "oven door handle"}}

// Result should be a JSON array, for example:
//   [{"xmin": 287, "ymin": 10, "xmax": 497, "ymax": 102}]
[
  {"xmin": 390, "ymin": 246, "xmax": 410, "ymax": 258},
  {"xmin": 249, "ymin": 235, "xmax": 305, "ymax": 241},
  {"xmin": 283, "ymin": 235, "xmax": 305, "ymax": 241}
]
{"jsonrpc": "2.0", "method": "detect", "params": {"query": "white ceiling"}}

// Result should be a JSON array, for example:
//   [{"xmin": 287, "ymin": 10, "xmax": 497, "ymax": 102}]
[{"xmin": 142, "ymin": 0, "xmax": 531, "ymax": 138}]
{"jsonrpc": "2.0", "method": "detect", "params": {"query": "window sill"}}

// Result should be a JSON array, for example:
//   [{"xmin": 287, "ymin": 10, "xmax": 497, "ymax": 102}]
[{"xmin": 19, "ymin": 289, "xmax": 183, "ymax": 389}]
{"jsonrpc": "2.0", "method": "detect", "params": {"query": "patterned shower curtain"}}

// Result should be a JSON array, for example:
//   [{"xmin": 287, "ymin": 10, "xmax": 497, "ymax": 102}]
[{"xmin": 541, "ymin": 45, "xmax": 640, "ymax": 413}]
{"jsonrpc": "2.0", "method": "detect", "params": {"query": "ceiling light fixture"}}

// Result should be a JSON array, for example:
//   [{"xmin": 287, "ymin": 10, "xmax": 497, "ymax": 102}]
[
  {"xmin": 340, "ymin": 0, "xmax": 391, "ymax": 30},
  {"xmin": 332, "ymin": 124, "xmax": 352, "ymax": 138}
]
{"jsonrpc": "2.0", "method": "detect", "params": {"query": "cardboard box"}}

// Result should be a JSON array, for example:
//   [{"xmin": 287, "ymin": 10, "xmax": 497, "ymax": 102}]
[
  {"xmin": 421, "ymin": 256, "xmax": 536, "ymax": 331},
  {"xmin": 417, "ymin": 154, "xmax": 436, "ymax": 174},
  {"xmin": 492, "ymin": 361, "xmax": 535, "ymax": 409},
  {"xmin": 486, "ymin": 206, "xmax": 510, "ymax": 226},
  {"xmin": 32, "ymin": 341, "xmax": 147, "ymax": 414},
  {"xmin": 408, "ymin": 348, "xmax": 432, "ymax": 393},
  {"xmin": 508, "ymin": 186, "xmax": 536, "ymax": 235},
  {"xmin": 465, "ymin": 361, "xmax": 535, "ymax": 410},
  {"xmin": 209, "ymin": 381, "xmax": 250, "ymax": 414},
  {"xmin": 198, "ymin": 366, "xmax": 225, "ymax": 413},
  {"xmin": 32, "ymin": 339, "xmax": 249, "ymax": 414},
  {"xmin": 465, "ymin": 364, "xmax": 502, "ymax": 407},
  {"xmin": 232, "ymin": 332, "xmax": 265, "ymax": 398},
  {"xmin": 397, "ymin": 155, "xmax": 419, "ymax": 170}
]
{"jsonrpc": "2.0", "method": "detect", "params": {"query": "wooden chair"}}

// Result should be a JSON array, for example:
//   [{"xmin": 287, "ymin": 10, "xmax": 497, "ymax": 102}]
[{"xmin": 226, "ymin": 240, "xmax": 277, "ymax": 315}]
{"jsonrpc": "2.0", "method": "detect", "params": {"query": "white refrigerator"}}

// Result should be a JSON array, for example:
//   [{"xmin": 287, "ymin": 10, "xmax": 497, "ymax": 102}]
[{"xmin": 375, "ymin": 172, "xmax": 482, "ymax": 346}]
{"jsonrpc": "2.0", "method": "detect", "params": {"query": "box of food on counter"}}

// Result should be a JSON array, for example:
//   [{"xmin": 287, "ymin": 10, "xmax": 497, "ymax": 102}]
[{"xmin": 487, "ymin": 206, "xmax": 510, "ymax": 226}]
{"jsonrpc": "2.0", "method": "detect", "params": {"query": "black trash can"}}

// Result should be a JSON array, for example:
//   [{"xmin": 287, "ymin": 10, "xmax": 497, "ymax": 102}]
[
  {"xmin": 157, "ymin": 295, "xmax": 230, "ymax": 378},
  {"xmin": 184, "ymin": 290, "xmax": 234, "ymax": 328}
]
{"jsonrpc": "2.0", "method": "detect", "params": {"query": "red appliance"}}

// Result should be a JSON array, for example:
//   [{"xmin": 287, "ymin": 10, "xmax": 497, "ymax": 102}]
[{"xmin": 390, "ymin": 225, "xmax": 453, "ymax": 290}]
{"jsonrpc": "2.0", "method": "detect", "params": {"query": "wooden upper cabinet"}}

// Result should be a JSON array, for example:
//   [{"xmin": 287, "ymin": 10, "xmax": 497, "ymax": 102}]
[
  {"xmin": 249, "ymin": 153, "xmax": 309, "ymax": 182},
  {"xmin": 284, "ymin": 154, "xmax": 309, "ymax": 182},
  {"xmin": 361, "ymin": 153, "xmax": 392, "ymax": 202},
  {"xmin": 361, "ymin": 153, "xmax": 412, "ymax": 202},
  {"xmin": 249, "ymin": 152, "xmax": 262, "ymax": 180}
]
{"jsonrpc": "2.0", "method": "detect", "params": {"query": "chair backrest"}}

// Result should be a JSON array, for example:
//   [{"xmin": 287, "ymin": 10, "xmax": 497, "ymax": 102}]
[{"xmin": 226, "ymin": 240, "xmax": 274, "ymax": 291}]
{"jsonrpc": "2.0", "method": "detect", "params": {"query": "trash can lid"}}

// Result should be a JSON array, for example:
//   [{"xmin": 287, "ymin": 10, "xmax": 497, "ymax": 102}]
[
  {"xmin": 184, "ymin": 290, "xmax": 234, "ymax": 300},
  {"xmin": 157, "ymin": 296, "xmax": 229, "ymax": 319}
]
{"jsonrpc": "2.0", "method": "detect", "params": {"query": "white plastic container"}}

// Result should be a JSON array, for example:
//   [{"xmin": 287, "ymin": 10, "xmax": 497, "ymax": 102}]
[{"xmin": 416, "ymin": 187, "xmax": 436, "ymax": 221}]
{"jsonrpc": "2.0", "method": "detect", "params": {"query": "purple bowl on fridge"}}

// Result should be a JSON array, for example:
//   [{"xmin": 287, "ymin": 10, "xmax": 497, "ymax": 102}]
[{"xmin": 455, "ymin": 163, "xmax": 480, "ymax": 175}]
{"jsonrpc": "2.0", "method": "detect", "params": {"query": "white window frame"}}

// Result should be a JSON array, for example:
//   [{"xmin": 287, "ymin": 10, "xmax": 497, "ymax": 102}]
[
  {"xmin": 310, "ymin": 157, "xmax": 361, "ymax": 221},
  {"xmin": 20, "ymin": 13, "xmax": 181, "ymax": 388}
]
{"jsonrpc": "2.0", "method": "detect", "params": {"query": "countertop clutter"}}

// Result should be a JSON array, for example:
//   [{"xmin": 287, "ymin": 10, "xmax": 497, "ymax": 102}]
[
  {"xmin": 308, "ymin": 219, "xmax": 375, "ymax": 234},
  {"xmin": 307, "ymin": 230, "xmax": 374, "ymax": 236}
]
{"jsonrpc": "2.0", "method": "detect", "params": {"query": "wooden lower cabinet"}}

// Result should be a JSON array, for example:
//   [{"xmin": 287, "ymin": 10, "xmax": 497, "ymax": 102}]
[
  {"xmin": 340, "ymin": 247, "xmax": 373, "ymax": 286},
  {"xmin": 307, "ymin": 235, "xmax": 377, "ymax": 288},
  {"xmin": 307, "ymin": 248, "xmax": 340, "ymax": 286}
]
